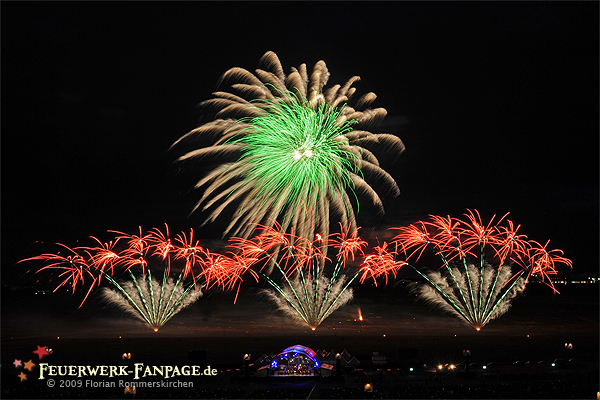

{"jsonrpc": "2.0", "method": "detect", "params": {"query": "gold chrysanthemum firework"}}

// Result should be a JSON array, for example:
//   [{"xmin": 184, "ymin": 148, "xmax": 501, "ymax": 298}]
[{"xmin": 172, "ymin": 51, "xmax": 405, "ymax": 243}]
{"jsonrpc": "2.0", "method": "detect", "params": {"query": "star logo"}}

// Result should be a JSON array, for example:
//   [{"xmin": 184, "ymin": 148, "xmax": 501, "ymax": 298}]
[
  {"xmin": 13, "ymin": 359, "xmax": 22, "ymax": 368},
  {"xmin": 18, "ymin": 372, "xmax": 27, "ymax": 382},
  {"xmin": 33, "ymin": 345, "xmax": 49, "ymax": 360},
  {"xmin": 23, "ymin": 360, "xmax": 36, "ymax": 371}
]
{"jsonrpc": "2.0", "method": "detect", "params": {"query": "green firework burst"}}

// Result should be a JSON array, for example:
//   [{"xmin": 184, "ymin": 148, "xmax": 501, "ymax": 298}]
[
  {"xmin": 172, "ymin": 51, "xmax": 405, "ymax": 243},
  {"xmin": 235, "ymin": 99, "xmax": 357, "ymax": 228}
]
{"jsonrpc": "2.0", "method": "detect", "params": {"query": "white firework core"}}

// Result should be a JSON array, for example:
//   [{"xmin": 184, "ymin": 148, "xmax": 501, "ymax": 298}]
[
  {"xmin": 411, "ymin": 264, "xmax": 526, "ymax": 329},
  {"xmin": 260, "ymin": 274, "xmax": 354, "ymax": 330},
  {"xmin": 100, "ymin": 274, "xmax": 203, "ymax": 330}
]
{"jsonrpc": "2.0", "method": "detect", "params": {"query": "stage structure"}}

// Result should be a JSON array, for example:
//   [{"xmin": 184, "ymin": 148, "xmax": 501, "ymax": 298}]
[{"xmin": 269, "ymin": 345, "xmax": 322, "ymax": 377}]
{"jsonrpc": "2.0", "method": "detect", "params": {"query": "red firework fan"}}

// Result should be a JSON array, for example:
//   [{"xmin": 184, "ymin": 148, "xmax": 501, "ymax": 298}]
[
  {"xmin": 19, "ymin": 243, "xmax": 98, "ymax": 307},
  {"xmin": 361, "ymin": 209, "xmax": 572, "ymax": 330},
  {"xmin": 329, "ymin": 223, "xmax": 368, "ymax": 262},
  {"xmin": 359, "ymin": 242, "xmax": 406, "ymax": 286}
]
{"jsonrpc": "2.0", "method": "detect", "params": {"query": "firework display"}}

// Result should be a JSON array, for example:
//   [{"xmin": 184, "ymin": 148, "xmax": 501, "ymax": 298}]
[
  {"xmin": 260, "ymin": 274, "xmax": 353, "ymax": 331},
  {"xmin": 5, "ymin": 7, "xmax": 597, "ymax": 399},
  {"xmin": 14, "ymin": 53, "xmax": 576, "ymax": 335},
  {"xmin": 361, "ymin": 210, "xmax": 573, "ymax": 330},
  {"xmin": 19, "ymin": 225, "xmax": 251, "ymax": 330},
  {"xmin": 100, "ymin": 272, "xmax": 202, "ymax": 331},
  {"xmin": 231, "ymin": 222, "xmax": 368, "ymax": 330},
  {"xmin": 171, "ymin": 51, "xmax": 405, "ymax": 243},
  {"xmin": 411, "ymin": 264, "xmax": 526, "ymax": 330}
]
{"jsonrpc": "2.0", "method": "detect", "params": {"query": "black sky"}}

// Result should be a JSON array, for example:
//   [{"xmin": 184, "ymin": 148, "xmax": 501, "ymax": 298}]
[{"xmin": 2, "ymin": 2, "xmax": 598, "ymax": 282}]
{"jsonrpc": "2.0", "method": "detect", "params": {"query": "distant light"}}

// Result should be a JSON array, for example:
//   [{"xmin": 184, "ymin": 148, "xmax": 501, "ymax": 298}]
[
  {"xmin": 57, "ymin": 337, "xmax": 60, "ymax": 339},
  {"xmin": 311, "ymin": 327, "xmax": 316, "ymax": 331},
  {"xmin": 383, "ymin": 334, "xmax": 386, "ymax": 337},
  {"xmin": 483, "ymin": 365, "xmax": 487, "ymax": 370},
  {"xmin": 409, "ymin": 367, "xmax": 414, "ymax": 372},
  {"xmin": 438, "ymin": 365, "xmax": 443, "ymax": 370},
  {"xmin": 551, "ymin": 363, "xmax": 556, "ymax": 367}
]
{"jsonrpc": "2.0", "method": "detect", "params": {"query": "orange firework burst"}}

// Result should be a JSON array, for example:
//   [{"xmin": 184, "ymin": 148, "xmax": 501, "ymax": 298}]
[
  {"xmin": 79, "ymin": 237, "xmax": 121, "ymax": 276},
  {"xmin": 329, "ymin": 223, "xmax": 368, "ymax": 262},
  {"xmin": 148, "ymin": 224, "xmax": 175, "ymax": 275},
  {"xmin": 109, "ymin": 227, "xmax": 153, "ymax": 274},
  {"xmin": 359, "ymin": 242, "xmax": 406, "ymax": 286},
  {"xmin": 229, "ymin": 222, "xmax": 327, "ymax": 278},
  {"xmin": 19, "ymin": 244, "xmax": 98, "ymax": 307},
  {"xmin": 513, "ymin": 239, "xmax": 573, "ymax": 294},
  {"xmin": 172, "ymin": 228, "xmax": 207, "ymax": 284},
  {"xmin": 391, "ymin": 221, "xmax": 432, "ymax": 261}
]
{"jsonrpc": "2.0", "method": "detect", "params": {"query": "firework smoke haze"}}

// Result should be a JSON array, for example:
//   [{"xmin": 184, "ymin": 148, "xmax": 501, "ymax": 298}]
[{"xmin": 172, "ymin": 51, "xmax": 405, "ymax": 243}]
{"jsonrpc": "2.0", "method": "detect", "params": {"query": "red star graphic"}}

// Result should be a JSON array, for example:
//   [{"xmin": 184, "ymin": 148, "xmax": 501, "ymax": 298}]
[
  {"xmin": 18, "ymin": 372, "xmax": 27, "ymax": 382},
  {"xmin": 33, "ymin": 345, "xmax": 49, "ymax": 360},
  {"xmin": 13, "ymin": 359, "xmax": 22, "ymax": 368},
  {"xmin": 23, "ymin": 360, "xmax": 35, "ymax": 371}
]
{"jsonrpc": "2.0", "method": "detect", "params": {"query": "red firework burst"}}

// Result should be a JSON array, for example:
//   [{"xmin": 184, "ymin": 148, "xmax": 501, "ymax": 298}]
[
  {"xmin": 172, "ymin": 228, "xmax": 206, "ymax": 282},
  {"xmin": 78, "ymin": 237, "xmax": 121, "ymax": 275},
  {"xmin": 386, "ymin": 210, "xmax": 572, "ymax": 292},
  {"xmin": 513, "ymin": 239, "xmax": 573, "ymax": 293},
  {"xmin": 391, "ymin": 221, "xmax": 433, "ymax": 261},
  {"xmin": 329, "ymin": 223, "xmax": 367, "ymax": 262},
  {"xmin": 110, "ymin": 227, "xmax": 152, "ymax": 274},
  {"xmin": 19, "ymin": 243, "xmax": 98, "ymax": 307},
  {"xmin": 458, "ymin": 209, "xmax": 505, "ymax": 255},
  {"xmin": 359, "ymin": 242, "xmax": 406, "ymax": 286}
]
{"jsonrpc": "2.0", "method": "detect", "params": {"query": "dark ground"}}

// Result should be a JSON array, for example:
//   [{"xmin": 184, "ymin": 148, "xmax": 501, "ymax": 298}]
[{"xmin": 2, "ymin": 282, "xmax": 597, "ymax": 399}]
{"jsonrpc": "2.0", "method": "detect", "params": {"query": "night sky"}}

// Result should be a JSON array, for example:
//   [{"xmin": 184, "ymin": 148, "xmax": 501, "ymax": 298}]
[{"xmin": 2, "ymin": 2, "xmax": 598, "ymax": 287}]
